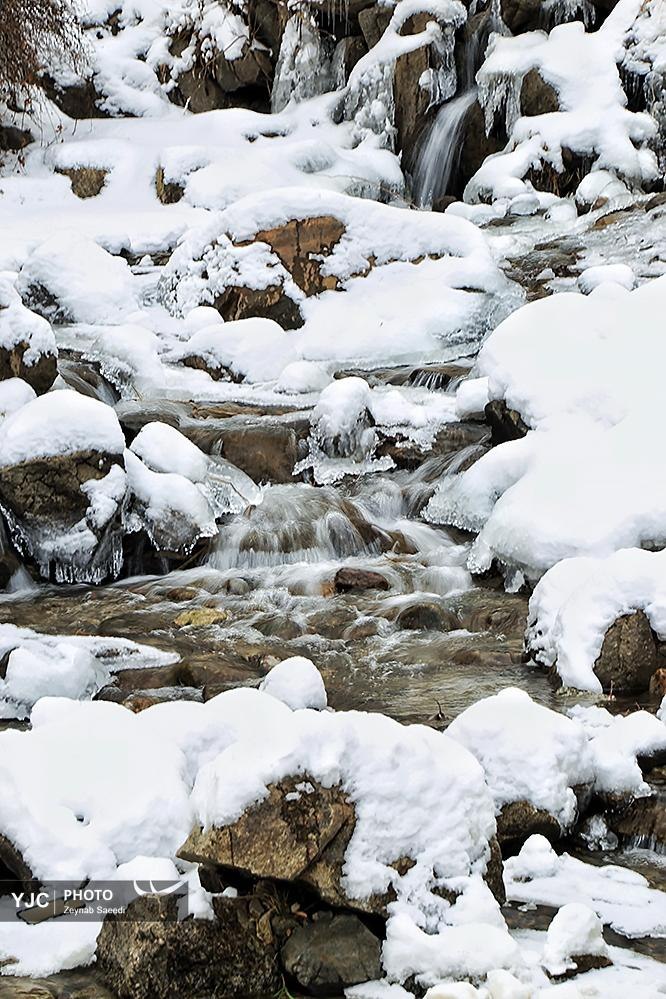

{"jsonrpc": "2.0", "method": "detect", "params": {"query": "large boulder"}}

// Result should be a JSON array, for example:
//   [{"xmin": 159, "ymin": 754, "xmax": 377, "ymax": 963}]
[
  {"xmin": 0, "ymin": 392, "xmax": 127, "ymax": 583},
  {"xmin": 0, "ymin": 276, "xmax": 57, "ymax": 395},
  {"xmin": 96, "ymin": 892, "xmax": 280, "ymax": 999}
]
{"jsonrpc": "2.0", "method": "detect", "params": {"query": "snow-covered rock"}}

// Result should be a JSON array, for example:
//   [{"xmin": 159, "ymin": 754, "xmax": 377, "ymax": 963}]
[
  {"xmin": 542, "ymin": 903, "xmax": 611, "ymax": 978},
  {"xmin": 447, "ymin": 689, "xmax": 594, "ymax": 837},
  {"xmin": 0, "ymin": 391, "xmax": 127, "ymax": 583},
  {"xmin": 259, "ymin": 656, "xmax": 328, "ymax": 710},
  {"xmin": 0, "ymin": 274, "xmax": 57, "ymax": 395},
  {"xmin": 18, "ymin": 233, "xmax": 138, "ymax": 325}
]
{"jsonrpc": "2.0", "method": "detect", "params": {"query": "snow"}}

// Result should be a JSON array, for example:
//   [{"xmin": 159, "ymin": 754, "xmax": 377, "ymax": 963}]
[
  {"xmin": 568, "ymin": 704, "xmax": 666, "ymax": 794},
  {"xmin": 542, "ymin": 903, "xmax": 609, "ymax": 977},
  {"xmin": 505, "ymin": 834, "xmax": 666, "ymax": 940},
  {"xmin": 17, "ymin": 233, "xmax": 138, "ymax": 325},
  {"xmin": 169, "ymin": 316, "xmax": 298, "ymax": 384},
  {"xmin": 425, "ymin": 276, "xmax": 666, "ymax": 579},
  {"xmin": 259, "ymin": 656, "xmax": 328, "ymax": 711},
  {"xmin": 0, "ymin": 274, "xmax": 57, "ymax": 364},
  {"xmin": 0, "ymin": 391, "xmax": 125, "ymax": 466},
  {"xmin": 446, "ymin": 689, "xmax": 595, "ymax": 829},
  {"xmin": 0, "ymin": 379, "xmax": 37, "ymax": 421},
  {"xmin": 0, "ymin": 623, "xmax": 178, "ymax": 720},
  {"xmin": 526, "ymin": 548, "xmax": 666, "ymax": 692},
  {"xmin": 577, "ymin": 263, "xmax": 635, "ymax": 293}
]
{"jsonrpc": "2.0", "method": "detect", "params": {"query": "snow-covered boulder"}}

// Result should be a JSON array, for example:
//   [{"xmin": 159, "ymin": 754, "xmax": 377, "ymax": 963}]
[
  {"xmin": 0, "ymin": 391, "xmax": 127, "ymax": 583},
  {"xmin": 170, "ymin": 316, "xmax": 297, "ymax": 384},
  {"xmin": 526, "ymin": 549, "xmax": 665, "ymax": 693},
  {"xmin": 18, "ymin": 233, "xmax": 138, "ymax": 325},
  {"xmin": 447, "ymin": 689, "xmax": 595, "ymax": 843},
  {"xmin": 180, "ymin": 706, "xmax": 504, "ymax": 932},
  {"xmin": 159, "ymin": 188, "xmax": 518, "ymax": 368},
  {"xmin": 125, "ymin": 422, "xmax": 260, "ymax": 559},
  {"xmin": 0, "ymin": 275, "xmax": 57, "ymax": 395}
]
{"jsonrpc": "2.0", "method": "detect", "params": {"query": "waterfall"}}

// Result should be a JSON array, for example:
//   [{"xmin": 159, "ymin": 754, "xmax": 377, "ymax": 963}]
[{"xmin": 411, "ymin": 14, "xmax": 488, "ymax": 208}]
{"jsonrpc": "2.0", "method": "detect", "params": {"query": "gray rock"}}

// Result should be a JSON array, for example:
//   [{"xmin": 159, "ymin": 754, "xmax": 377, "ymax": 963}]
[
  {"xmin": 281, "ymin": 912, "xmax": 382, "ymax": 994},
  {"xmin": 97, "ymin": 892, "xmax": 280, "ymax": 999}
]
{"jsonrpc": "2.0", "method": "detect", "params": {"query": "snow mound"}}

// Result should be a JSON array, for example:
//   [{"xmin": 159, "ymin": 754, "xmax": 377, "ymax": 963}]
[
  {"xmin": 425, "ymin": 276, "xmax": 666, "ymax": 579},
  {"xmin": 0, "ymin": 379, "xmax": 37, "ymax": 420},
  {"xmin": 446, "ymin": 688, "xmax": 594, "ymax": 829},
  {"xmin": 568, "ymin": 704, "xmax": 666, "ymax": 795},
  {"xmin": 18, "ymin": 233, "xmax": 138, "ymax": 325},
  {"xmin": 0, "ymin": 391, "xmax": 125, "ymax": 466},
  {"xmin": 542, "ymin": 903, "xmax": 610, "ymax": 977},
  {"xmin": 259, "ymin": 656, "xmax": 327, "ymax": 711},
  {"xmin": 169, "ymin": 317, "xmax": 297, "ymax": 384}
]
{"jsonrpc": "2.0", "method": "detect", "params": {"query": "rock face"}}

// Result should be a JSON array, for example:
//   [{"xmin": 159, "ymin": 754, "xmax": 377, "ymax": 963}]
[
  {"xmin": 96, "ymin": 893, "xmax": 280, "ymax": 999},
  {"xmin": 520, "ymin": 68, "xmax": 559, "ymax": 117},
  {"xmin": 219, "ymin": 422, "xmax": 302, "ymax": 484},
  {"xmin": 593, "ymin": 611, "xmax": 657, "ymax": 693},
  {"xmin": 281, "ymin": 912, "xmax": 382, "ymax": 994},
  {"xmin": 608, "ymin": 789, "xmax": 666, "ymax": 853},
  {"xmin": 179, "ymin": 777, "xmax": 355, "ymax": 883}
]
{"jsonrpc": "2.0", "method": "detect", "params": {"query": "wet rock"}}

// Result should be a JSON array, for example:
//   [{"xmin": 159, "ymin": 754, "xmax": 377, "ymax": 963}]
[
  {"xmin": 0, "ymin": 449, "xmax": 124, "ymax": 583},
  {"xmin": 215, "ymin": 281, "xmax": 305, "ymax": 330},
  {"xmin": 248, "ymin": 216, "xmax": 345, "ymax": 296},
  {"xmin": 649, "ymin": 667, "xmax": 666, "ymax": 698},
  {"xmin": 0, "ymin": 832, "xmax": 36, "ymax": 890},
  {"xmin": 41, "ymin": 74, "xmax": 106, "ymax": 118},
  {"xmin": 96, "ymin": 892, "xmax": 280, "ymax": 999},
  {"xmin": 334, "ymin": 567, "xmax": 390, "ymax": 593},
  {"xmin": 455, "ymin": 100, "xmax": 506, "ymax": 200},
  {"xmin": 219, "ymin": 422, "xmax": 302, "ymax": 484},
  {"xmin": 593, "ymin": 611, "xmax": 657, "ymax": 694},
  {"xmin": 358, "ymin": 6, "xmax": 392, "ymax": 49},
  {"xmin": 281, "ymin": 912, "xmax": 382, "ymax": 994},
  {"xmin": 179, "ymin": 776, "xmax": 354, "ymax": 883},
  {"xmin": 520, "ymin": 68, "xmax": 559, "ymax": 117},
  {"xmin": 496, "ymin": 800, "xmax": 562, "ymax": 851},
  {"xmin": 549, "ymin": 952, "xmax": 612, "ymax": 980},
  {"xmin": 56, "ymin": 166, "xmax": 108, "ymax": 199},
  {"xmin": 155, "ymin": 166, "xmax": 184, "ymax": 204},
  {"xmin": 0, "ymin": 970, "xmax": 116, "ymax": 999},
  {"xmin": 174, "ymin": 607, "xmax": 228, "ymax": 628},
  {"xmin": 485, "ymin": 835, "xmax": 506, "ymax": 906},
  {"xmin": 377, "ymin": 421, "xmax": 488, "ymax": 469},
  {"xmin": 485, "ymin": 399, "xmax": 529, "ymax": 445},
  {"xmin": 396, "ymin": 602, "xmax": 456, "ymax": 632},
  {"xmin": 394, "ymin": 12, "xmax": 446, "ymax": 169},
  {"xmin": 500, "ymin": 0, "xmax": 541, "ymax": 33},
  {"xmin": 608, "ymin": 790, "xmax": 666, "ymax": 853}
]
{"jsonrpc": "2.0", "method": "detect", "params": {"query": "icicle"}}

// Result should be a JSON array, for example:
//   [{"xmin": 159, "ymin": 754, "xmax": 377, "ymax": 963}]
[
  {"xmin": 478, "ymin": 69, "xmax": 524, "ymax": 136},
  {"xmin": 271, "ymin": 10, "xmax": 335, "ymax": 113}
]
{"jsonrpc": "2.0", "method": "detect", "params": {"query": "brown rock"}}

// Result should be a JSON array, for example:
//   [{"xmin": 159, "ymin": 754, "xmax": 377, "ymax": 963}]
[
  {"xmin": 219, "ymin": 423, "xmax": 300, "ymax": 483},
  {"xmin": 0, "ymin": 341, "xmax": 57, "ymax": 395},
  {"xmin": 334, "ymin": 567, "xmax": 390, "ymax": 593},
  {"xmin": 649, "ymin": 667, "xmax": 666, "ymax": 698},
  {"xmin": 0, "ymin": 833, "xmax": 36, "ymax": 891},
  {"xmin": 500, "ymin": 0, "xmax": 541, "ymax": 33},
  {"xmin": 214, "ymin": 282, "xmax": 304, "ymax": 330},
  {"xmin": 155, "ymin": 166, "xmax": 184, "ymax": 204},
  {"xmin": 609, "ymin": 792, "xmax": 666, "ymax": 853},
  {"xmin": 249, "ymin": 216, "xmax": 345, "ymax": 295},
  {"xmin": 0, "ymin": 450, "xmax": 120, "ymax": 522},
  {"xmin": 358, "ymin": 6, "xmax": 392, "ymax": 48},
  {"xmin": 549, "ymin": 953, "xmax": 613, "ymax": 981},
  {"xmin": 593, "ymin": 611, "xmax": 657, "ymax": 694},
  {"xmin": 56, "ymin": 167, "xmax": 108, "ymax": 199},
  {"xmin": 332, "ymin": 36, "xmax": 367, "ymax": 86},
  {"xmin": 396, "ymin": 602, "xmax": 456, "ymax": 632},
  {"xmin": 520, "ymin": 68, "xmax": 559, "ymax": 117},
  {"xmin": 96, "ymin": 892, "xmax": 280, "ymax": 999},
  {"xmin": 178, "ymin": 777, "xmax": 355, "ymax": 882},
  {"xmin": 0, "ymin": 125, "xmax": 32, "ymax": 151},
  {"xmin": 455, "ymin": 99, "xmax": 506, "ymax": 200}
]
